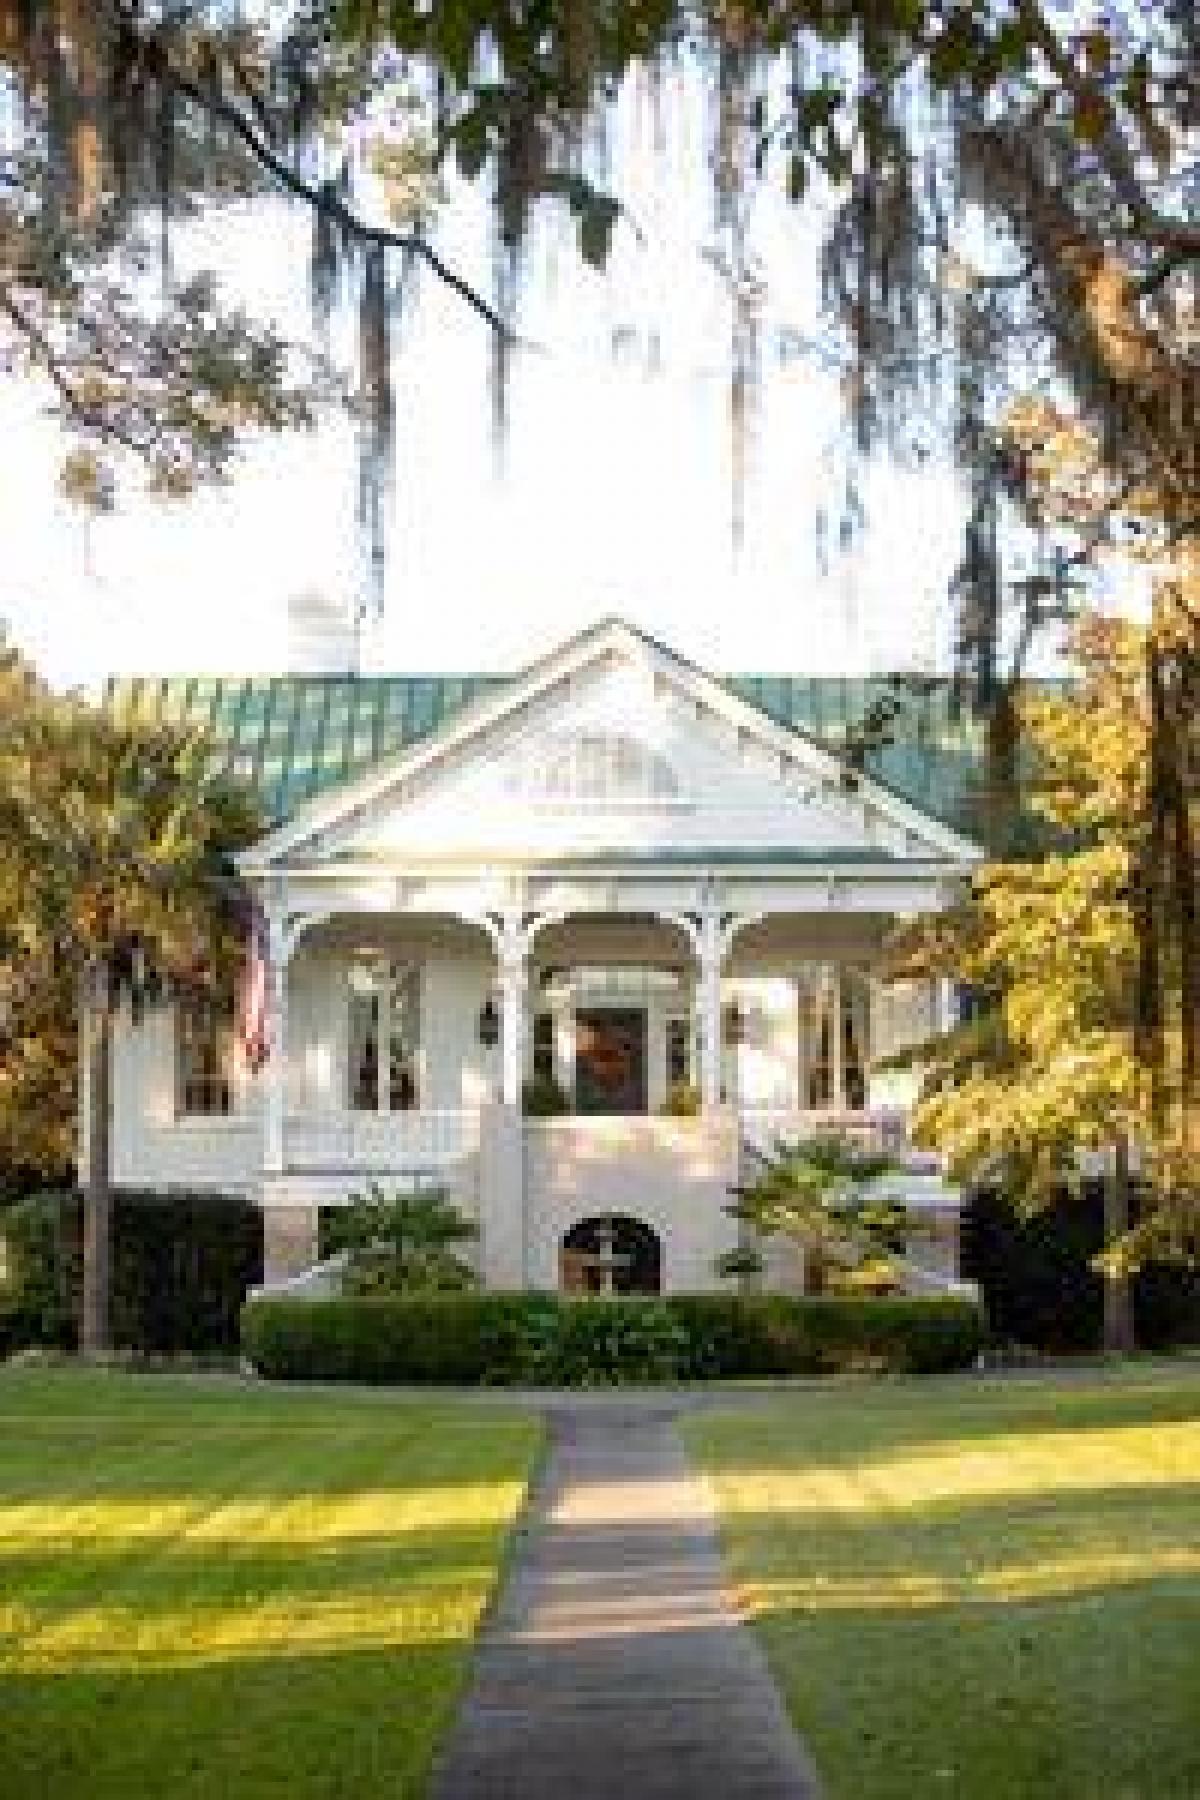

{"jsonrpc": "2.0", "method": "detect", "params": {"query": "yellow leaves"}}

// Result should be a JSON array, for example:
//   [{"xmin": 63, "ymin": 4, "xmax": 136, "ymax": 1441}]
[
  {"xmin": 906, "ymin": 615, "xmax": 1187, "ymax": 1205},
  {"xmin": 1083, "ymin": 258, "xmax": 1159, "ymax": 383}
]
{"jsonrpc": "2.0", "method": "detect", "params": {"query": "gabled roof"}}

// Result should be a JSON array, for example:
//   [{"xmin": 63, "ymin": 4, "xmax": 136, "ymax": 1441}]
[
  {"xmin": 107, "ymin": 651, "xmax": 997, "ymax": 845},
  {"xmin": 220, "ymin": 619, "xmax": 981, "ymax": 871},
  {"xmin": 104, "ymin": 669, "xmax": 502, "ymax": 824}
]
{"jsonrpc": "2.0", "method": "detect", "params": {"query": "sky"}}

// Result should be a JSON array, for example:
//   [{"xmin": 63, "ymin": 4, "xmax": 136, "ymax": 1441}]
[{"xmin": 0, "ymin": 57, "xmax": 1048, "ymax": 693}]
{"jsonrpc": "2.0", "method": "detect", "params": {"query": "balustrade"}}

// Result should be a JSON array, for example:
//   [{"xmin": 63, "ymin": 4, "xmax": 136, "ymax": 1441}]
[{"xmin": 282, "ymin": 1109, "xmax": 480, "ymax": 1172}]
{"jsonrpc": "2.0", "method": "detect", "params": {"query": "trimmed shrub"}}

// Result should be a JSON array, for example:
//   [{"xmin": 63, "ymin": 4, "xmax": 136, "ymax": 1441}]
[
  {"xmin": 240, "ymin": 1292, "xmax": 984, "ymax": 1385},
  {"xmin": 961, "ymin": 1184, "xmax": 1200, "ymax": 1353},
  {"xmin": 0, "ymin": 1189, "xmax": 263, "ymax": 1357},
  {"xmin": 549, "ymin": 1301, "xmax": 692, "ymax": 1384},
  {"xmin": 0, "ymin": 1194, "xmax": 78, "ymax": 1349},
  {"xmin": 671, "ymin": 1293, "xmax": 985, "ymax": 1376}
]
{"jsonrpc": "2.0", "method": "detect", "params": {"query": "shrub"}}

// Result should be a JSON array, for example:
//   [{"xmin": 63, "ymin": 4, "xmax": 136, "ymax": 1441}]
[
  {"xmin": 521, "ymin": 1074, "xmax": 570, "ymax": 1116},
  {"xmin": 0, "ymin": 1194, "xmax": 78, "ymax": 1349},
  {"xmin": 549, "ymin": 1301, "xmax": 692, "ymax": 1384},
  {"xmin": 322, "ymin": 1183, "xmax": 478, "ymax": 1295},
  {"xmin": 659, "ymin": 1081, "xmax": 701, "ymax": 1117},
  {"xmin": 961, "ymin": 1183, "xmax": 1200, "ymax": 1353},
  {"xmin": 240, "ymin": 1292, "xmax": 984, "ymax": 1385},
  {"xmin": 0, "ymin": 1189, "xmax": 262, "ymax": 1357}
]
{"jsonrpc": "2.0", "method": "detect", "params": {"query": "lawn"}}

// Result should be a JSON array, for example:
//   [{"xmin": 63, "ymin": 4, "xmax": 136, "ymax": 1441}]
[
  {"xmin": 0, "ymin": 1366, "xmax": 541, "ymax": 1800},
  {"xmin": 687, "ymin": 1367, "xmax": 1200, "ymax": 1800}
]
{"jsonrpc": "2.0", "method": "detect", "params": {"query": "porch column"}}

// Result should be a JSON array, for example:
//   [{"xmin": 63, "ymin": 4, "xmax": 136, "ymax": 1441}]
[
  {"xmin": 699, "ymin": 905, "xmax": 722, "ymax": 1113},
  {"xmin": 264, "ymin": 910, "xmax": 289, "ymax": 1176},
  {"xmin": 937, "ymin": 978, "xmax": 958, "ymax": 1035},
  {"xmin": 498, "ymin": 922, "xmax": 528, "ymax": 1108}
]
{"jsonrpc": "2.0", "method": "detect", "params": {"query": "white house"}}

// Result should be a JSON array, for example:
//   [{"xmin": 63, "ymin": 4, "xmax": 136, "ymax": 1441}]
[{"xmin": 95, "ymin": 618, "xmax": 981, "ymax": 1294}]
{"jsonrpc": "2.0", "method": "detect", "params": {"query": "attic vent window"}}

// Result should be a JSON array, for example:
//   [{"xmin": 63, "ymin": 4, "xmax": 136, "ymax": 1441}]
[{"xmin": 519, "ymin": 733, "xmax": 682, "ymax": 803}]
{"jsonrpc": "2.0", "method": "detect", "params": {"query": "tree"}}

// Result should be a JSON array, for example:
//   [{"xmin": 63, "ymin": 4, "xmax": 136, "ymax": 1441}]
[
  {"xmin": 721, "ymin": 1132, "xmax": 909, "ymax": 1294},
  {"xmin": 3, "ymin": 5, "xmax": 1193, "ymax": 597},
  {"xmin": 892, "ymin": 615, "xmax": 1196, "ymax": 1349},
  {"xmin": 0, "ymin": 637, "xmax": 260, "ymax": 1350},
  {"xmin": 0, "ymin": 0, "xmax": 493, "ymax": 595},
  {"xmin": 3, "ymin": 5, "xmax": 1194, "ymax": 1206},
  {"xmin": 323, "ymin": 1182, "xmax": 478, "ymax": 1294}
]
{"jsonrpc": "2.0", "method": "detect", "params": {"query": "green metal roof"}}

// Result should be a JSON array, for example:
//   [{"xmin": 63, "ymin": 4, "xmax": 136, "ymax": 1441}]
[{"xmin": 104, "ymin": 670, "xmax": 992, "ymax": 837}]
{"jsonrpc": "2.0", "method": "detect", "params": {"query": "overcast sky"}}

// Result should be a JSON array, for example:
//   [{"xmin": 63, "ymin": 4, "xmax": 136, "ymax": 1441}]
[{"xmin": 0, "ymin": 60, "xmax": 1062, "ymax": 692}]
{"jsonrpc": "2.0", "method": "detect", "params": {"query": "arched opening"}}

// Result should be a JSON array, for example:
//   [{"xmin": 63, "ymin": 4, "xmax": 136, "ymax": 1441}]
[{"xmin": 560, "ymin": 1215, "xmax": 662, "ymax": 1296}]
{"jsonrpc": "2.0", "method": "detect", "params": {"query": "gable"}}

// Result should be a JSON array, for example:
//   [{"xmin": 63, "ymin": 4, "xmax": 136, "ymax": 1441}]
[
  {"xmin": 237, "ymin": 623, "xmax": 979, "ymax": 871},
  {"xmin": 105, "ymin": 661, "xmax": 1020, "ymax": 841}
]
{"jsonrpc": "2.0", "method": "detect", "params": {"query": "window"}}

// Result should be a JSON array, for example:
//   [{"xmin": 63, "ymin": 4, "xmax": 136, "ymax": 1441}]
[
  {"xmin": 177, "ymin": 1006, "xmax": 234, "ymax": 1117},
  {"xmin": 666, "ymin": 1016, "xmax": 692, "ymax": 1087},
  {"xmin": 801, "ymin": 971, "xmax": 869, "ymax": 1110},
  {"xmin": 348, "ymin": 963, "xmax": 421, "ymax": 1112},
  {"xmin": 532, "ymin": 1012, "xmax": 556, "ymax": 1084},
  {"xmin": 515, "ymin": 733, "xmax": 681, "ymax": 802}
]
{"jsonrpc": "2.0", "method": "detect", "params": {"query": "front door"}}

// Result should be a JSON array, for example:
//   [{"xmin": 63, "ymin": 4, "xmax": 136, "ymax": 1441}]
[{"xmin": 574, "ymin": 1008, "xmax": 648, "ymax": 1114}]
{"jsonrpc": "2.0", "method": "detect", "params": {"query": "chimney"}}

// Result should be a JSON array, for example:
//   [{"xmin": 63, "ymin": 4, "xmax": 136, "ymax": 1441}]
[{"xmin": 286, "ymin": 589, "xmax": 359, "ymax": 674}]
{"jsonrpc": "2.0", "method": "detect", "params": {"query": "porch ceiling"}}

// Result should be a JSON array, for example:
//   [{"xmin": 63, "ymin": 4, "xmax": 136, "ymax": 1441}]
[
  {"xmin": 725, "ymin": 911, "xmax": 891, "ymax": 973},
  {"xmin": 531, "ymin": 914, "xmax": 695, "ymax": 973}
]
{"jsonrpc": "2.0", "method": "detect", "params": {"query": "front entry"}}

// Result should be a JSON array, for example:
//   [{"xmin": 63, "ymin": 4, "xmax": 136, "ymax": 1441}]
[{"xmin": 574, "ymin": 1007, "xmax": 648, "ymax": 1114}]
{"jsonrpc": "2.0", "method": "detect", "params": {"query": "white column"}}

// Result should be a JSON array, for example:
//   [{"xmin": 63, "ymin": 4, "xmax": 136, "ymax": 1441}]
[
  {"xmin": 830, "ymin": 963, "xmax": 845, "ymax": 1113},
  {"xmin": 699, "ymin": 904, "xmax": 723, "ymax": 1113},
  {"xmin": 264, "ymin": 910, "xmax": 289, "ymax": 1176},
  {"xmin": 498, "ymin": 923, "xmax": 528, "ymax": 1109},
  {"xmin": 937, "ymin": 978, "xmax": 958, "ymax": 1036}
]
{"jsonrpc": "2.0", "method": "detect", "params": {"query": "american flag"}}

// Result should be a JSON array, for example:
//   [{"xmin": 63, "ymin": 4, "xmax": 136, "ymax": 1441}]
[{"xmin": 238, "ymin": 902, "xmax": 270, "ymax": 1072}]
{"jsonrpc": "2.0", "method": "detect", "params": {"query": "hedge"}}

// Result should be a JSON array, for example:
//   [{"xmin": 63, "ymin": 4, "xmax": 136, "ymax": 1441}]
[
  {"xmin": 240, "ymin": 1292, "xmax": 985, "ymax": 1385},
  {"xmin": 0, "ymin": 1189, "xmax": 263, "ymax": 1357},
  {"xmin": 961, "ymin": 1184, "xmax": 1200, "ymax": 1353}
]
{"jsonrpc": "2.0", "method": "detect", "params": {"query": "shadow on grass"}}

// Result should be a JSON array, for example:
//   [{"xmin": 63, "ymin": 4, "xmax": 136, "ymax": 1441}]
[
  {"xmin": 702, "ymin": 1369, "xmax": 1200, "ymax": 1463},
  {"xmin": 2, "ymin": 1640, "xmax": 471, "ymax": 1800},
  {"xmin": 0, "ymin": 1370, "xmax": 542, "ymax": 1800},
  {"xmin": 745, "ymin": 1568, "xmax": 1200, "ymax": 1800},
  {"xmin": 690, "ymin": 1378, "xmax": 1200, "ymax": 1800}
]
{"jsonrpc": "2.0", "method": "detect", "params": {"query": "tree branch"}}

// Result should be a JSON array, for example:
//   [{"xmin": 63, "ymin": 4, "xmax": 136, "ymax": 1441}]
[
  {"xmin": 1014, "ymin": 0, "xmax": 1200, "ymax": 261},
  {"xmin": 0, "ymin": 280, "xmax": 146, "ymax": 458},
  {"xmin": 166, "ymin": 64, "xmax": 531, "ymax": 348}
]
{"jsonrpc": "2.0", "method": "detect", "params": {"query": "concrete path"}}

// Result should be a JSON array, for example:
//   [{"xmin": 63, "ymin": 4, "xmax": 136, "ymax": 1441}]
[{"xmin": 431, "ymin": 1399, "xmax": 820, "ymax": 1799}]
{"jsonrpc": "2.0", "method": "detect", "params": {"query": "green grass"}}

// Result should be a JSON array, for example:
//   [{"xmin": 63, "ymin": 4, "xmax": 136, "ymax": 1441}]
[
  {"xmin": 687, "ymin": 1367, "xmax": 1200, "ymax": 1800},
  {"xmin": 0, "ymin": 1366, "xmax": 541, "ymax": 1800}
]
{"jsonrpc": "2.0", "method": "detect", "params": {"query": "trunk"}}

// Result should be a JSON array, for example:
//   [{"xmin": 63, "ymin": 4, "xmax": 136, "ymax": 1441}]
[
  {"xmin": 80, "ymin": 984, "xmax": 113, "ymax": 1357},
  {"xmin": 1101, "ymin": 1140, "xmax": 1136, "ymax": 1356}
]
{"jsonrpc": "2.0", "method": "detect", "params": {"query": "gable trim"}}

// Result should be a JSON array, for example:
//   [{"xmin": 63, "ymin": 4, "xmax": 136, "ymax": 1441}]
[{"xmin": 237, "ymin": 618, "xmax": 983, "ymax": 874}]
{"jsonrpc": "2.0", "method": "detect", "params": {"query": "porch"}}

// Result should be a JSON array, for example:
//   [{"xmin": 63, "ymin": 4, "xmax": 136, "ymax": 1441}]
[
  {"xmin": 103, "ymin": 889, "xmax": 962, "ymax": 1294},
  {"xmin": 257, "ymin": 906, "xmax": 948, "ymax": 1174}
]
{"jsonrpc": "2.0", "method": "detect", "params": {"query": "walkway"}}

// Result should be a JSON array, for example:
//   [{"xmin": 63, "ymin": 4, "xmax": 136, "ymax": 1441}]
[{"xmin": 430, "ymin": 1398, "xmax": 820, "ymax": 1799}]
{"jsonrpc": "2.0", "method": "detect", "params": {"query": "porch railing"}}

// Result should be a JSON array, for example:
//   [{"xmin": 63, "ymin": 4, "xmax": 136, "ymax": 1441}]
[
  {"xmin": 283, "ymin": 1109, "xmax": 481, "ymax": 1173},
  {"xmin": 738, "ymin": 1106, "xmax": 915, "ymax": 1159}
]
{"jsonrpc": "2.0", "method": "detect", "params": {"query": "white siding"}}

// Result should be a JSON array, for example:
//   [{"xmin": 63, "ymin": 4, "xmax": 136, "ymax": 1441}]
[
  {"xmin": 523, "ymin": 1115, "xmax": 741, "ymax": 1293},
  {"xmin": 109, "ymin": 1001, "xmax": 261, "ymax": 1193}
]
